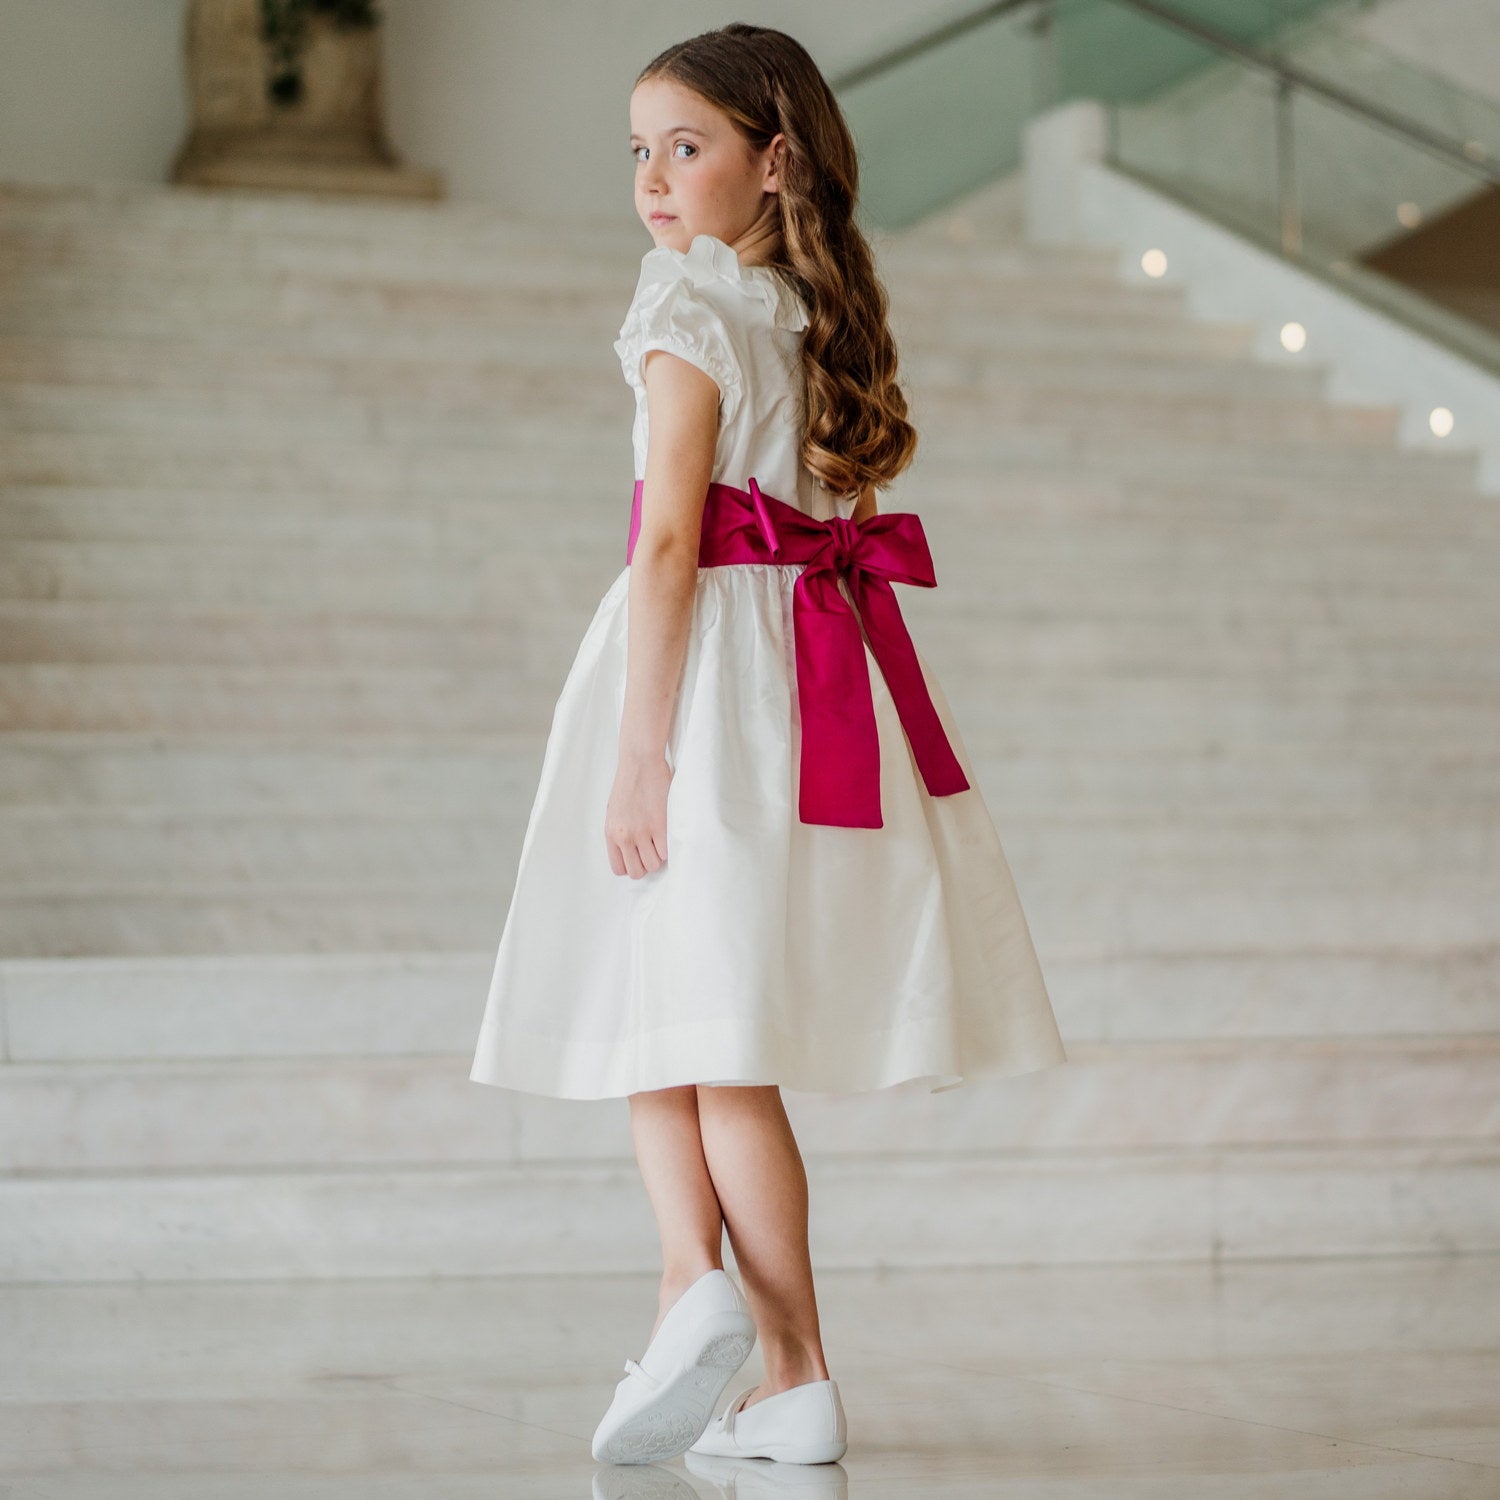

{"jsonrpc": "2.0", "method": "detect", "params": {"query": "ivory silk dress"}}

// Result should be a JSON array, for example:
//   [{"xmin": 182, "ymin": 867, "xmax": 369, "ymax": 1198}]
[{"xmin": 468, "ymin": 232, "xmax": 1067, "ymax": 1099}]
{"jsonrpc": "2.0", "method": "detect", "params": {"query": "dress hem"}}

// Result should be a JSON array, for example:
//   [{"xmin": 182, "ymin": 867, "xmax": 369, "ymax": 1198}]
[{"xmin": 468, "ymin": 1018, "xmax": 1069, "ymax": 1102}]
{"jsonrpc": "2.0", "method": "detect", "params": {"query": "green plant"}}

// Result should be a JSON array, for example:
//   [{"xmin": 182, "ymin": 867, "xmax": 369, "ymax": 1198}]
[{"xmin": 260, "ymin": 0, "xmax": 382, "ymax": 107}]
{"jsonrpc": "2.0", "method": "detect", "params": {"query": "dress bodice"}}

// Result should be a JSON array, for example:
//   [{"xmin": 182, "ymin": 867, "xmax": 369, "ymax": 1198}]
[{"xmin": 612, "ymin": 233, "xmax": 857, "ymax": 523}]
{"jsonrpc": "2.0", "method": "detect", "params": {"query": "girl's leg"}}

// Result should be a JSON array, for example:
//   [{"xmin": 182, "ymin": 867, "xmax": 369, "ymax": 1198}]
[
  {"xmin": 693, "ymin": 1083, "xmax": 831, "ymax": 1410},
  {"xmin": 627, "ymin": 1084, "xmax": 728, "ymax": 1340}
]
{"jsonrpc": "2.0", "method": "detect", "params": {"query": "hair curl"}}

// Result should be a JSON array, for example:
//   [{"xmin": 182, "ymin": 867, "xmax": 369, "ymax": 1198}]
[{"xmin": 633, "ymin": 23, "xmax": 918, "ymax": 504}]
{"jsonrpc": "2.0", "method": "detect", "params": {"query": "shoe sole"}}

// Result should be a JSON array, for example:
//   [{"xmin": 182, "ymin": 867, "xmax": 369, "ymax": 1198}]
[
  {"xmin": 690, "ymin": 1435, "xmax": 849, "ymax": 1464},
  {"xmin": 592, "ymin": 1311, "xmax": 757, "ymax": 1465}
]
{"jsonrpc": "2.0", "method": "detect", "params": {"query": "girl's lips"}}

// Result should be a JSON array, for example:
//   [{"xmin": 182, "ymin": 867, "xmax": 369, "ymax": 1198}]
[{"xmin": 649, "ymin": 213, "xmax": 675, "ymax": 223}]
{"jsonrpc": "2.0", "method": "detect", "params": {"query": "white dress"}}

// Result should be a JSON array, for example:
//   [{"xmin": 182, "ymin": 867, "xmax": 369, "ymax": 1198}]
[{"xmin": 469, "ymin": 232, "xmax": 1068, "ymax": 1100}]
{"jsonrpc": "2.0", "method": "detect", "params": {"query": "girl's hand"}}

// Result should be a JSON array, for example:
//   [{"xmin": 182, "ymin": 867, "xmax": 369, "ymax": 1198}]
[{"xmin": 605, "ymin": 750, "xmax": 671, "ymax": 878}]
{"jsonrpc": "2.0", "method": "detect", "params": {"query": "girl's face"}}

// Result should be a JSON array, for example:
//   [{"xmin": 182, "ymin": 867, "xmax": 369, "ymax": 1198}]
[{"xmin": 628, "ymin": 76, "xmax": 783, "ymax": 260}]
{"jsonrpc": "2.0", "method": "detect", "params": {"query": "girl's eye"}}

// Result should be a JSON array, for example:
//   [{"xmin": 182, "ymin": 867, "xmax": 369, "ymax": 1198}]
[{"xmin": 631, "ymin": 142, "xmax": 696, "ymax": 162}]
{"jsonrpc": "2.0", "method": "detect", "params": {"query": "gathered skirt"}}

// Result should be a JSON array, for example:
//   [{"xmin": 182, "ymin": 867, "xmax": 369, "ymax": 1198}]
[{"xmin": 469, "ymin": 560, "xmax": 1068, "ymax": 1100}]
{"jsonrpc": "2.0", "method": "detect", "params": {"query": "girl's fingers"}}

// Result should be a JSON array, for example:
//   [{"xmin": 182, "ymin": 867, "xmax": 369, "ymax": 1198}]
[{"xmin": 604, "ymin": 829, "xmax": 667, "ymax": 879}]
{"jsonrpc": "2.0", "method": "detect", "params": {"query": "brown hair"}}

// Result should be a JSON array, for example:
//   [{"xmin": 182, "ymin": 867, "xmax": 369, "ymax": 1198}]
[{"xmin": 633, "ymin": 24, "xmax": 918, "ymax": 504}]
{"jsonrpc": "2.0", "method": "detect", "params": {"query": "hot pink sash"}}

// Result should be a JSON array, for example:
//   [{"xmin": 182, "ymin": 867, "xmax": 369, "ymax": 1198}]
[{"xmin": 627, "ymin": 476, "xmax": 970, "ymax": 828}]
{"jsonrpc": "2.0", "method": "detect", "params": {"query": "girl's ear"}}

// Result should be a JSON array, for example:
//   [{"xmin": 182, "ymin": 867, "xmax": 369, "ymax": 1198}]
[{"xmin": 763, "ymin": 132, "xmax": 785, "ymax": 194}]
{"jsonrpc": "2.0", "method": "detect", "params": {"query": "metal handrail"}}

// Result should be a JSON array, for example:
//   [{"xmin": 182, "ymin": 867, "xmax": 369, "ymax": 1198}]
[
  {"xmin": 830, "ymin": 0, "xmax": 1037, "ymax": 92},
  {"xmin": 831, "ymin": 0, "xmax": 1499, "ymax": 189},
  {"xmin": 1099, "ymin": 0, "xmax": 1497, "ymax": 184}
]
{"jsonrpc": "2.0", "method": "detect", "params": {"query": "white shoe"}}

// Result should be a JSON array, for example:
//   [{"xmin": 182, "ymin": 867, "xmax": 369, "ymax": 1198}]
[
  {"xmin": 688, "ymin": 1377, "xmax": 848, "ymax": 1464},
  {"xmin": 590, "ymin": 1268, "xmax": 758, "ymax": 1464}
]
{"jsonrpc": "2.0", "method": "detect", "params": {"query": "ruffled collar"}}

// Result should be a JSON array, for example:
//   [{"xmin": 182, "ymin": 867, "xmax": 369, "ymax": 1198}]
[{"xmin": 642, "ymin": 232, "xmax": 810, "ymax": 333}]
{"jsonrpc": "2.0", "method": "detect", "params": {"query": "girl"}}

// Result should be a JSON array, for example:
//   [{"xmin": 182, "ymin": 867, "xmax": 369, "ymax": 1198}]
[{"xmin": 469, "ymin": 23, "xmax": 1068, "ymax": 1469}]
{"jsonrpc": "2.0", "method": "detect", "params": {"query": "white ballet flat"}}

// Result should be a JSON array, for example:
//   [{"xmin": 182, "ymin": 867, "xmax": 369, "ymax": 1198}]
[
  {"xmin": 687, "ymin": 1376, "xmax": 848, "ymax": 1464},
  {"xmin": 590, "ymin": 1268, "xmax": 758, "ymax": 1464}
]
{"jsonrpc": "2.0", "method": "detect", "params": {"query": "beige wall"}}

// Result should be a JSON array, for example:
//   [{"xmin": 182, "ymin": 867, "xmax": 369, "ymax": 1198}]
[
  {"xmin": 0, "ymin": 0, "xmax": 188, "ymax": 187},
  {"xmin": 376, "ymin": 0, "xmax": 959, "ymax": 225},
  {"xmin": 0, "ymin": 0, "xmax": 955, "ymax": 225}
]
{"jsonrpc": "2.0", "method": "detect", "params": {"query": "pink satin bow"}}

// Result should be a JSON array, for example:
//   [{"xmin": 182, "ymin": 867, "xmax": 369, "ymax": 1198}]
[{"xmin": 628, "ymin": 476, "xmax": 971, "ymax": 828}]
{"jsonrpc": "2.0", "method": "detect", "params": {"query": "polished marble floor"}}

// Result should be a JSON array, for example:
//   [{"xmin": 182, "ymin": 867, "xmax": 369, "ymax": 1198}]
[{"xmin": 3, "ymin": 1254, "xmax": 1498, "ymax": 1497}]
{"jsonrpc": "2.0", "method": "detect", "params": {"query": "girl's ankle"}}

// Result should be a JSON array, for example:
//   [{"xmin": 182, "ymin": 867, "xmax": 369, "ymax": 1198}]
[{"xmin": 760, "ymin": 1352, "xmax": 830, "ymax": 1391}]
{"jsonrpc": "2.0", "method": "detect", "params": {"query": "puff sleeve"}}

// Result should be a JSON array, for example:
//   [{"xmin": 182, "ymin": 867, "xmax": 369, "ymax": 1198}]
[{"xmin": 613, "ymin": 248, "xmax": 744, "ymax": 427}]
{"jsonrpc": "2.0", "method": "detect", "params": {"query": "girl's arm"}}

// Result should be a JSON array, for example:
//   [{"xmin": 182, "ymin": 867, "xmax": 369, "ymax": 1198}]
[{"xmin": 605, "ymin": 349, "xmax": 719, "ymax": 880}]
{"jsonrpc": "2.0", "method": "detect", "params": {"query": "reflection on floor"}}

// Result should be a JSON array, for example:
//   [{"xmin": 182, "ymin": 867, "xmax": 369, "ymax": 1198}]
[{"xmin": 4, "ymin": 1255, "xmax": 1498, "ymax": 1497}]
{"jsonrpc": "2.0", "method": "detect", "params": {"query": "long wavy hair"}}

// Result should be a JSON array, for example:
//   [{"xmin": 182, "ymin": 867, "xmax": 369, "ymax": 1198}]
[{"xmin": 632, "ymin": 24, "xmax": 918, "ymax": 504}]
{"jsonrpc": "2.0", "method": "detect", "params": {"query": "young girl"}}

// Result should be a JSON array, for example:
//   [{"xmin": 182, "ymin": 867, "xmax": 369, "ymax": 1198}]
[{"xmin": 469, "ymin": 23, "xmax": 1068, "ymax": 1469}]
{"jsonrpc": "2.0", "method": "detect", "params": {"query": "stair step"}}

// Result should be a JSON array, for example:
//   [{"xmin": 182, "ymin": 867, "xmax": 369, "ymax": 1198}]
[
  {"xmin": 1, "ymin": 1141, "xmax": 1494, "ymax": 1280},
  {"xmin": 930, "ymin": 468, "xmax": 1499, "ymax": 523},
  {"xmin": 0, "ymin": 542, "xmax": 611, "ymax": 611},
  {"xmin": 0, "ymin": 331, "xmax": 1336, "ymax": 403},
  {"xmin": 0, "ymin": 807, "xmax": 1492, "ymax": 891},
  {"xmin": 1, "ymin": 732, "xmax": 1494, "ymax": 814},
  {"xmin": 0, "ymin": 333, "xmax": 618, "ymax": 397},
  {"xmin": 0, "ymin": 889, "xmax": 498, "ymax": 957},
  {"xmin": 4, "ymin": 601, "xmax": 1498, "ymax": 687},
  {"xmin": 912, "ymin": 385, "xmax": 1400, "ymax": 445},
  {"xmin": 0, "ymin": 733, "xmax": 541, "ymax": 811},
  {"xmin": 878, "ymin": 238, "xmax": 1123, "ymax": 280},
  {"xmin": 0, "ymin": 261, "xmax": 1195, "ymax": 327},
  {"xmin": 0, "ymin": 177, "xmax": 1120, "ymax": 271},
  {"xmin": 6, "ymin": 1036, "xmax": 1497, "ymax": 1172},
  {"xmin": 898, "ymin": 310, "xmax": 1257, "ymax": 357},
  {"xmin": 0, "ymin": 431, "xmax": 617, "ymax": 492},
  {"xmin": 0, "ymin": 878, "xmax": 1494, "ymax": 958},
  {"xmin": 0, "ymin": 302, "xmax": 1258, "ymax": 367},
  {"xmin": 4, "ymin": 661, "xmax": 1500, "ymax": 739},
  {"xmin": 0, "ymin": 379, "xmax": 1401, "ymax": 449},
  {"xmin": 5, "ymin": 946, "xmax": 1492, "ymax": 1059},
  {"xmin": 8, "ymin": 581, "xmax": 1500, "ymax": 640},
  {"xmin": 3, "ymin": 428, "xmax": 1476, "ymax": 492},
  {"xmin": 904, "ymin": 345, "xmax": 1336, "ymax": 399},
  {"xmin": 4, "ymin": 476, "xmax": 1497, "ymax": 543},
  {"xmin": 4, "ymin": 222, "xmax": 1099, "ymax": 283},
  {"xmin": 4, "ymin": 528, "xmax": 1500, "ymax": 599},
  {"xmin": 912, "ymin": 430, "xmax": 1478, "ymax": 481}
]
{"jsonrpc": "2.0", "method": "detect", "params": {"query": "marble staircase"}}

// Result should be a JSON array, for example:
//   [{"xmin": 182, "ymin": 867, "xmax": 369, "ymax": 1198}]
[{"xmin": 1, "ymin": 178, "xmax": 1496, "ymax": 1280}]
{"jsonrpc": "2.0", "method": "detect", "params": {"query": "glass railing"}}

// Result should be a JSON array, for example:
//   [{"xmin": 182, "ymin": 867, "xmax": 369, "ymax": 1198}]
[
  {"xmin": 833, "ymin": 0, "xmax": 1351, "ymax": 229},
  {"xmin": 834, "ymin": 2, "xmax": 1051, "ymax": 230},
  {"xmin": 834, "ymin": 0, "xmax": 1500, "ymax": 377},
  {"xmin": 1257, "ymin": 9, "xmax": 1500, "ymax": 167},
  {"xmin": 1073, "ymin": 0, "xmax": 1500, "ymax": 374}
]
